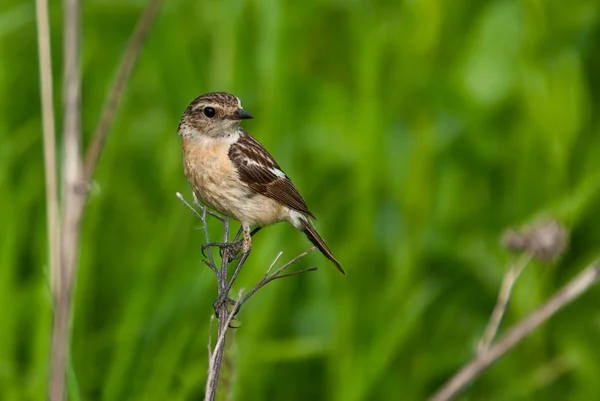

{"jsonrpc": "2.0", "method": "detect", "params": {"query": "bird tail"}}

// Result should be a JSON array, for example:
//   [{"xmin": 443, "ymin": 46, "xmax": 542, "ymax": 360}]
[{"xmin": 299, "ymin": 218, "xmax": 345, "ymax": 275}]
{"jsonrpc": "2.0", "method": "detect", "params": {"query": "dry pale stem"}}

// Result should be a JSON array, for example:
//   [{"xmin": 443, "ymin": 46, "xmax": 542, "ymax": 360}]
[
  {"xmin": 176, "ymin": 193, "xmax": 317, "ymax": 401},
  {"xmin": 35, "ymin": 0, "xmax": 60, "ymax": 296},
  {"xmin": 205, "ymin": 290, "xmax": 243, "ymax": 401},
  {"xmin": 477, "ymin": 254, "xmax": 532, "ymax": 354},
  {"xmin": 84, "ymin": 0, "xmax": 164, "ymax": 182},
  {"xmin": 429, "ymin": 263, "xmax": 600, "ymax": 401},
  {"xmin": 48, "ymin": 0, "xmax": 82, "ymax": 399},
  {"xmin": 43, "ymin": 1, "xmax": 163, "ymax": 399}
]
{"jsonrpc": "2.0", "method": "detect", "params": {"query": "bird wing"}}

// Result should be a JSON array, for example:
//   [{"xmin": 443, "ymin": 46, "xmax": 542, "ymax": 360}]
[{"xmin": 229, "ymin": 130, "xmax": 315, "ymax": 219}]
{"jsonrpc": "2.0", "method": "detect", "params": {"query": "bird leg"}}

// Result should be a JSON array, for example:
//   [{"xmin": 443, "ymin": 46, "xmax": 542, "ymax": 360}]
[
  {"xmin": 216, "ymin": 225, "xmax": 253, "ymax": 306},
  {"xmin": 207, "ymin": 225, "xmax": 253, "ymax": 321},
  {"xmin": 242, "ymin": 223, "xmax": 252, "ymax": 254},
  {"xmin": 204, "ymin": 225, "xmax": 259, "ymax": 263},
  {"xmin": 233, "ymin": 225, "xmax": 262, "ymax": 242},
  {"xmin": 223, "ymin": 224, "xmax": 252, "ymax": 281}
]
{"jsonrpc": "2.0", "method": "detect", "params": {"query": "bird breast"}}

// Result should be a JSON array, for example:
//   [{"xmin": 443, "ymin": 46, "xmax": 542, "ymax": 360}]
[{"xmin": 182, "ymin": 138, "xmax": 286, "ymax": 226}]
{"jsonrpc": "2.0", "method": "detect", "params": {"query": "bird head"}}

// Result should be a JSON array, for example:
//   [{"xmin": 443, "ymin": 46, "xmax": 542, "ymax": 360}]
[{"xmin": 178, "ymin": 92, "xmax": 253, "ymax": 140}]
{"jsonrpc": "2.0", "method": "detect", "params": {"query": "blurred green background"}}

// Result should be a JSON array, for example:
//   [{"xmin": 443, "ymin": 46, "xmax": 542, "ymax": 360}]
[{"xmin": 2, "ymin": 0, "xmax": 600, "ymax": 399}]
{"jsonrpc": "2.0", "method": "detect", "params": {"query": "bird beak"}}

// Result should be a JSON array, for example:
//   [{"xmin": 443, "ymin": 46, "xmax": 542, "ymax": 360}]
[{"xmin": 231, "ymin": 109, "xmax": 254, "ymax": 120}]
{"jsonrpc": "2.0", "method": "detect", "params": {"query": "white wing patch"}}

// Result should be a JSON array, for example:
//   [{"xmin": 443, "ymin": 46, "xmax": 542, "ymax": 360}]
[
  {"xmin": 240, "ymin": 155, "xmax": 286, "ymax": 178},
  {"xmin": 269, "ymin": 167, "xmax": 286, "ymax": 178},
  {"xmin": 243, "ymin": 158, "xmax": 262, "ymax": 167}
]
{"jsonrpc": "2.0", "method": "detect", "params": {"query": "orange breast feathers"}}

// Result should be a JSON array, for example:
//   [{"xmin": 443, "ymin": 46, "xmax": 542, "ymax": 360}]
[{"xmin": 182, "ymin": 139, "xmax": 286, "ymax": 226}]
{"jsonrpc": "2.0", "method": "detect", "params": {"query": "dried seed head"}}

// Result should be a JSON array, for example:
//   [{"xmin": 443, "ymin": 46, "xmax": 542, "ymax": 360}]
[{"xmin": 502, "ymin": 218, "xmax": 568, "ymax": 262}]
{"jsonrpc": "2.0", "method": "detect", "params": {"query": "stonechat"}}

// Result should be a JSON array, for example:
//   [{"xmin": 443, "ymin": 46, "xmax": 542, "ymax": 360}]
[{"xmin": 178, "ymin": 92, "xmax": 345, "ymax": 274}]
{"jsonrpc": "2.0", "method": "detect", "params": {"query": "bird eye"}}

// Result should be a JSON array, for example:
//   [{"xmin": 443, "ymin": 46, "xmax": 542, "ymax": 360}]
[{"xmin": 203, "ymin": 107, "xmax": 216, "ymax": 118}]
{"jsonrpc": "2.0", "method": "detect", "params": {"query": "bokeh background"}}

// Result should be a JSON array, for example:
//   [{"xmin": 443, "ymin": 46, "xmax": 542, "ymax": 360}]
[{"xmin": 3, "ymin": 0, "xmax": 600, "ymax": 399}]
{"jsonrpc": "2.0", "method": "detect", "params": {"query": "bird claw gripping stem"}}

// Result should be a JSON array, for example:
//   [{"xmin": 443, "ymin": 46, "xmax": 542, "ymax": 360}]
[
  {"xmin": 201, "ymin": 240, "xmax": 243, "ymax": 263},
  {"xmin": 212, "ymin": 295, "xmax": 241, "ymax": 328}
]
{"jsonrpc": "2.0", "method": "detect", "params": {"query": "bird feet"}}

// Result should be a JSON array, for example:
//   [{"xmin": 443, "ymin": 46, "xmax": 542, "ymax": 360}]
[
  {"xmin": 202, "ymin": 240, "xmax": 243, "ymax": 263},
  {"xmin": 213, "ymin": 295, "xmax": 240, "ymax": 327}
]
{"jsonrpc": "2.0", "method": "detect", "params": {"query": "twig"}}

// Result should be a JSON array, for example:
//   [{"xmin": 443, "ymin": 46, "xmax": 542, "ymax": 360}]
[
  {"xmin": 196, "ymin": 193, "xmax": 225, "ymax": 273},
  {"xmin": 207, "ymin": 315, "xmax": 215, "ymax": 361},
  {"xmin": 429, "ymin": 263, "xmax": 600, "ymax": 401},
  {"xmin": 477, "ymin": 254, "xmax": 532, "ymax": 354},
  {"xmin": 235, "ymin": 248, "xmax": 317, "ymax": 314},
  {"xmin": 35, "ymin": 0, "xmax": 60, "ymax": 296},
  {"xmin": 177, "ymin": 193, "xmax": 317, "ymax": 401},
  {"xmin": 218, "ymin": 220, "xmax": 230, "ymax": 293},
  {"xmin": 176, "ymin": 192, "xmax": 205, "ymax": 220},
  {"xmin": 83, "ymin": 0, "xmax": 164, "ymax": 182},
  {"xmin": 193, "ymin": 192, "xmax": 226, "ymax": 222},
  {"xmin": 223, "ymin": 216, "xmax": 230, "ymax": 243},
  {"xmin": 205, "ymin": 290, "xmax": 243, "ymax": 401},
  {"xmin": 266, "ymin": 251, "xmax": 284, "ymax": 276},
  {"xmin": 223, "ymin": 252, "xmax": 250, "ymax": 296}
]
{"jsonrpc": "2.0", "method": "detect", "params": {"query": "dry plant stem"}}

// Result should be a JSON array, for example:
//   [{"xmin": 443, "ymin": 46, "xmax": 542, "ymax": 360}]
[
  {"xmin": 176, "ymin": 193, "xmax": 317, "ymax": 401},
  {"xmin": 45, "ymin": 2, "xmax": 163, "ymax": 399},
  {"xmin": 194, "ymin": 192, "xmax": 220, "ymax": 272},
  {"xmin": 176, "ymin": 192, "xmax": 218, "ymax": 273},
  {"xmin": 193, "ymin": 192, "xmax": 225, "ymax": 223},
  {"xmin": 35, "ymin": 0, "xmax": 60, "ymax": 296},
  {"xmin": 234, "ymin": 248, "xmax": 317, "ymax": 314},
  {"xmin": 83, "ymin": 0, "xmax": 164, "ymax": 182},
  {"xmin": 224, "ymin": 252, "xmax": 250, "ymax": 296},
  {"xmin": 60, "ymin": 0, "xmax": 83, "ymax": 295},
  {"xmin": 478, "ymin": 254, "xmax": 533, "ymax": 353},
  {"xmin": 204, "ymin": 248, "xmax": 316, "ymax": 401},
  {"xmin": 205, "ymin": 290, "xmax": 243, "ymax": 401},
  {"xmin": 429, "ymin": 263, "xmax": 600, "ymax": 401},
  {"xmin": 176, "ymin": 192, "xmax": 230, "ymax": 401},
  {"xmin": 208, "ymin": 283, "xmax": 234, "ymax": 401},
  {"xmin": 49, "ymin": 0, "xmax": 82, "ymax": 399},
  {"xmin": 207, "ymin": 315, "xmax": 215, "ymax": 361}
]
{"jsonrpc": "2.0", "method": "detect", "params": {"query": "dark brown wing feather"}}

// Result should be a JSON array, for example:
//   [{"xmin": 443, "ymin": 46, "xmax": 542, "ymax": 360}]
[
  {"xmin": 229, "ymin": 130, "xmax": 316, "ymax": 219},
  {"xmin": 300, "ymin": 218, "xmax": 345, "ymax": 274}
]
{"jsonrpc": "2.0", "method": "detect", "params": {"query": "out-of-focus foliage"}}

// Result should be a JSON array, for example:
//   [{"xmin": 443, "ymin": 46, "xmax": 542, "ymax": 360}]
[{"xmin": 2, "ymin": 0, "xmax": 600, "ymax": 399}]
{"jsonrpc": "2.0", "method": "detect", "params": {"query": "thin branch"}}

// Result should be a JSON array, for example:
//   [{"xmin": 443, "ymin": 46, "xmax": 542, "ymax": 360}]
[
  {"xmin": 207, "ymin": 315, "xmax": 215, "ymax": 364},
  {"xmin": 194, "ymin": 193, "xmax": 219, "ymax": 273},
  {"xmin": 176, "ymin": 192, "xmax": 205, "ymax": 221},
  {"xmin": 233, "ymin": 226, "xmax": 243, "ymax": 243},
  {"xmin": 205, "ymin": 290, "xmax": 243, "ymax": 401},
  {"xmin": 266, "ymin": 251, "xmax": 284, "ymax": 276},
  {"xmin": 178, "ymin": 192, "xmax": 221, "ymax": 276},
  {"xmin": 223, "ymin": 216, "xmax": 230, "ymax": 243},
  {"xmin": 223, "ymin": 252, "xmax": 250, "ymax": 296},
  {"xmin": 235, "ymin": 247, "xmax": 317, "ymax": 314},
  {"xmin": 429, "ymin": 263, "xmax": 600, "ymax": 401},
  {"xmin": 267, "ymin": 266, "xmax": 318, "ymax": 281},
  {"xmin": 83, "ymin": 0, "xmax": 164, "ymax": 182},
  {"xmin": 177, "ymin": 193, "xmax": 319, "ymax": 401},
  {"xmin": 35, "ymin": 0, "xmax": 60, "ymax": 296},
  {"xmin": 218, "ymin": 219, "xmax": 230, "ymax": 292},
  {"xmin": 264, "ymin": 248, "xmax": 316, "ymax": 281},
  {"xmin": 193, "ymin": 192, "xmax": 226, "ymax": 222},
  {"xmin": 478, "ymin": 254, "xmax": 532, "ymax": 354}
]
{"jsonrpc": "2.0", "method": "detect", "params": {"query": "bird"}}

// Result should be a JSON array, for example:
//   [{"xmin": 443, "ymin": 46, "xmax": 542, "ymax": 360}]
[{"xmin": 178, "ymin": 92, "xmax": 345, "ymax": 274}]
